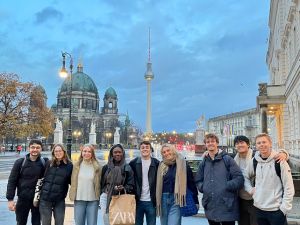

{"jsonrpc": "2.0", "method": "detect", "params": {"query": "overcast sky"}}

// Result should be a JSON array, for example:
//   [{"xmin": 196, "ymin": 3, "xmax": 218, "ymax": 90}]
[{"xmin": 0, "ymin": 0, "xmax": 270, "ymax": 132}]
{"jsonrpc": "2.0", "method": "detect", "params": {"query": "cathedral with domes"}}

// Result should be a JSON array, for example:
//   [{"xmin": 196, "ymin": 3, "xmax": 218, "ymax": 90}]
[{"xmin": 51, "ymin": 62, "xmax": 139, "ymax": 147}]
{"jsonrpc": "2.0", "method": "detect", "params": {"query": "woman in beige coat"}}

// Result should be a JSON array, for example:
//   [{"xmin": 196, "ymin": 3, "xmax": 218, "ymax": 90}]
[{"xmin": 69, "ymin": 144, "xmax": 102, "ymax": 225}]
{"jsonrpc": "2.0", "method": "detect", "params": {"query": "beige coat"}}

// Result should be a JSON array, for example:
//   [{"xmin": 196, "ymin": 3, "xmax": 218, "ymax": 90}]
[{"xmin": 69, "ymin": 159, "xmax": 102, "ymax": 201}]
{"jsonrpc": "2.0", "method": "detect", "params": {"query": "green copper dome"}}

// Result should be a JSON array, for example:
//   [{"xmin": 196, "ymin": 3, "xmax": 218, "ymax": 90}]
[
  {"xmin": 104, "ymin": 87, "xmax": 117, "ymax": 98},
  {"xmin": 60, "ymin": 71, "xmax": 98, "ymax": 95}
]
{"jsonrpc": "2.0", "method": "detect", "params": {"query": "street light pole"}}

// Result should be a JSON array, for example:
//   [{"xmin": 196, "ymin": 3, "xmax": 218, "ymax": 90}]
[{"xmin": 60, "ymin": 52, "xmax": 73, "ymax": 159}]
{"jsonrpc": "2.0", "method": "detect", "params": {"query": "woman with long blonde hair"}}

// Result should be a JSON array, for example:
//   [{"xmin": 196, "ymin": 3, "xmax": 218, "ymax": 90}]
[
  {"xmin": 39, "ymin": 144, "xmax": 73, "ymax": 225},
  {"xmin": 156, "ymin": 144, "xmax": 198, "ymax": 225},
  {"xmin": 69, "ymin": 144, "xmax": 102, "ymax": 225}
]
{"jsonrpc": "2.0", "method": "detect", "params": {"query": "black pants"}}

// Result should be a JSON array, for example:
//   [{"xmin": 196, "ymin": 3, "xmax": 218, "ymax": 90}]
[
  {"xmin": 238, "ymin": 198, "xmax": 257, "ymax": 225},
  {"xmin": 16, "ymin": 198, "xmax": 41, "ymax": 225},
  {"xmin": 255, "ymin": 208, "xmax": 287, "ymax": 225},
  {"xmin": 208, "ymin": 221, "xmax": 235, "ymax": 225}
]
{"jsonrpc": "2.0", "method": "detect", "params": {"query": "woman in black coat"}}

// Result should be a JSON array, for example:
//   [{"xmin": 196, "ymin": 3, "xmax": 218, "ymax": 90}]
[
  {"xmin": 99, "ymin": 144, "xmax": 135, "ymax": 225},
  {"xmin": 39, "ymin": 144, "xmax": 73, "ymax": 225}
]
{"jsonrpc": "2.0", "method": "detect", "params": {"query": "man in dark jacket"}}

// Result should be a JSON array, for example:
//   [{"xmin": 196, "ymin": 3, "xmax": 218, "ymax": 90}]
[
  {"xmin": 195, "ymin": 133, "xmax": 244, "ymax": 225},
  {"xmin": 6, "ymin": 139, "xmax": 47, "ymax": 225},
  {"xmin": 129, "ymin": 141, "xmax": 160, "ymax": 225}
]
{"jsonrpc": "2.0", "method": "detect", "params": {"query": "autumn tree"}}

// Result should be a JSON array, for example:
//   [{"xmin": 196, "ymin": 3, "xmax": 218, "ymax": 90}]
[
  {"xmin": 0, "ymin": 73, "xmax": 33, "ymax": 139},
  {"xmin": 28, "ymin": 85, "xmax": 55, "ymax": 138},
  {"xmin": 0, "ymin": 72, "xmax": 55, "ymax": 141}
]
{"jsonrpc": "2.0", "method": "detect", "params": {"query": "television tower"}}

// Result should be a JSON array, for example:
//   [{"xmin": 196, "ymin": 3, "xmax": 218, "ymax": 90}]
[{"xmin": 144, "ymin": 28, "xmax": 154, "ymax": 137}]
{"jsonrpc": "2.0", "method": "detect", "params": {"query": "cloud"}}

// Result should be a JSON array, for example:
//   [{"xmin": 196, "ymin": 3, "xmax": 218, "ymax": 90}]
[
  {"xmin": 35, "ymin": 7, "xmax": 63, "ymax": 24},
  {"xmin": 0, "ymin": 0, "xmax": 270, "ymax": 132}
]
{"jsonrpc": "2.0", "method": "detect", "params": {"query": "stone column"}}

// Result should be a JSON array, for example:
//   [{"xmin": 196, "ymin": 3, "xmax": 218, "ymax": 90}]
[{"xmin": 261, "ymin": 104, "xmax": 268, "ymax": 133}]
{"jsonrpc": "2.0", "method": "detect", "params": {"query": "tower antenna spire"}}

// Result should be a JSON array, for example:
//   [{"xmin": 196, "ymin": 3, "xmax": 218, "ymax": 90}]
[{"xmin": 148, "ymin": 27, "xmax": 151, "ymax": 62}]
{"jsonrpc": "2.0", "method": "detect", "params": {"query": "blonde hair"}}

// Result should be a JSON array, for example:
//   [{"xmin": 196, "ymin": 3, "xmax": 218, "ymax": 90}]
[
  {"xmin": 160, "ymin": 144, "xmax": 177, "ymax": 158},
  {"xmin": 78, "ymin": 144, "xmax": 98, "ymax": 163},
  {"xmin": 255, "ymin": 133, "xmax": 272, "ymax": 143}
]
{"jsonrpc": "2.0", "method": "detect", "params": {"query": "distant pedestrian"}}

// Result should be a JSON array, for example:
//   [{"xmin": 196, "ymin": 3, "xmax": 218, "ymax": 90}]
[
  {"xmin": 0, "ymin": 145, "xmax": 5, "ymax": 154},
  {"xmin": 100, "ymin": 144, "xmax": 135, "ymax": 225},
  {"xmin": 39, "ymin": 144, "xmax": 73, "ymax": 225},
  {"xmin": 156, "ymin": 144, "xmax": 199, "ymax": 225},
  {"xmin": 6, "ymin": 139, "xmax": 48, "ymax": 225},
  {"xmin": 69, "ymin": 144, "xmax": 102, "ymax": 225},
  {"xmin": 129, "ymin": 141, "xmax": 160, "ymax": 225},
  {"xmin": 195, "ymin": 133, "xmax": 244, "ymax": 225},
  {"xmin": 244, "ymin": 133, "xmax": 294, "ymax": 225},
  {"xmin": 17, "ymin": 145, "xmax": 22, "ymax": 154}
]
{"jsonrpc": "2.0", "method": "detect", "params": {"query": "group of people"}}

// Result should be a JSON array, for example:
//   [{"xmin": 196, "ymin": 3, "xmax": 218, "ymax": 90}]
[
  {"xmin": 6, "ymin": 132, "xmax": 295, "ymax": 225},
  {"xmin": 195, "ymin": 133, "xmax": 294, "ymax": 225}
]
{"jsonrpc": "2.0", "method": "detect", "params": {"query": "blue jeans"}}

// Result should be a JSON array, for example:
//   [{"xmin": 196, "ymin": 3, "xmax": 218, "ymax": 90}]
[
  {"xmin": 39, "ymin": 199, "xmax": 65, "ymax": 225},
  {"xmin": 74, "ymin": 200, "xmax": 99, "ymax": 225},
  {"xmin": 136, "ymin": 200, "xmax": 156, "ymax": 225},
  {"xmin": 160, "ymin": 193, "xmax": 181, "ymax": 225}
]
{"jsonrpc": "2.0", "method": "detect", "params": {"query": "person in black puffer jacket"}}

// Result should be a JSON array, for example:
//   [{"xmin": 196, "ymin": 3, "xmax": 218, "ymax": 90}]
[
  {"xmin": 39, "ymin": 144, "xmax": 73, "ymax": 225},
  {"xmin": 6, "ymin": 139, "xmax": 48, "ymax": 225}
]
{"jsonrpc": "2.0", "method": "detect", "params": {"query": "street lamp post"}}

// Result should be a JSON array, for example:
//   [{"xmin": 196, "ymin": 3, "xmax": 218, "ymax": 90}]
[
  {"xmin": 105, "ymin": 132, "xmax": 112, "ymax": 148},
  {"xmin": 59, "ymin": 52, "xmax": 73, "ymax": 159},
  {"xmin": 73, "ymin": 130, "xmax": 82, "ymax": 152}
]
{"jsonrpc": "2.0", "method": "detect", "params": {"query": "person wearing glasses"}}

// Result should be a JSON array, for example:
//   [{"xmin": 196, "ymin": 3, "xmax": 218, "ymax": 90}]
[
  {"xmin": 6, "ymin": 139, "xmax": 48, "ymax": 225},
  {"xmin": 39, "ymin": 144, "xmax": 73, "ymax": 225}
]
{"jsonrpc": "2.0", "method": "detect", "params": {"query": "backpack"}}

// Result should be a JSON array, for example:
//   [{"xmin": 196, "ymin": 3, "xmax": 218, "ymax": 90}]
[
  {"xmin": 201, "ymin": 154, "xmax": 232, "ymax": 180},
  {"xmin": 19, "ymin": 156, "xmax": 46, "ymax": 174},
  {"xmin": 252, "ymin": 157, "xmax": 281, "ymax": 186}
]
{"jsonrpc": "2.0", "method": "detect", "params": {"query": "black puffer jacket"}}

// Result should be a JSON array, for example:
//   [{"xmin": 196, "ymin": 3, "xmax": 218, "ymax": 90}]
[
  {"xmin": 6, "ymin": 154, "xmax": 47, "ymax": 201},
  {"xmin": 40, "ymin": 160, "xmax": 73, "ymax": 202}
]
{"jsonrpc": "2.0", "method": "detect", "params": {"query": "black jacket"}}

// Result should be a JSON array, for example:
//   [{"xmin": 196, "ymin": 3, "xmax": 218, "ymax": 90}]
[
  {"xmin": 100, "ymin": 163, "xmax": 135, "ymax": 195},
  {"xmin": 129, "ymin": 157, "xmax": 160, "ymax": 206},
  {"xmin": 40, "ymin": 160, "xmax": 73, "ymax": 202},
  {"xmin": 6, "ymin": 154, "xmax": 48, "ymax": 201}
]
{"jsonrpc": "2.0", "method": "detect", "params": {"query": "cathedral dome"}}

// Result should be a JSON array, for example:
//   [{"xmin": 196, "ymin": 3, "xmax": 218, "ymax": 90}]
[
  {"xmin": 60, "ymin": 65, "xmax": 98, "ymax": 95},
  {"xmin": 104, "ymin": 87, "xmax": 117, "ymax": 98}
]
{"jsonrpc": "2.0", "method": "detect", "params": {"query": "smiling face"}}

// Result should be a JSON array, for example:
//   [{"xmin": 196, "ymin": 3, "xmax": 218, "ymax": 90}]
[
  {"xmin": 53, "ymin": 145, "xmax": 65, "ymax": 161},
  {"xmin": 205, "ymin": 137, "xmax": 218, "ymax": 152},
  {"xmin": 255, "ymin": 136, "xmax": 272, "ymax": 158},
  {"xmin": 81, "ymin": 146, "xmax": 93, "ymax": 160},
  {"xmin": 161, "ymin": 146, "xmax": 175, "ymax": 161},
  {"xmin": 235, "ymin": 141, "xmax": 249, "ymax": 154},
  {"xmin": 112, "ymin": 147, "xmax": 124, "ymax": 162},
  {"xmin": 140, "ymin": 143, "xmax": 151, "ymax": 159},
  {"xmin": 29, "ymin": 143, "xmax": 42, "ymax": 157}
]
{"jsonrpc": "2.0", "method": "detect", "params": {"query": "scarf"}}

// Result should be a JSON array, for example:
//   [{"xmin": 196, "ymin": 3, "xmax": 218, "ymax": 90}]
[
  {"xmin": 156, "ymin": 152, "xmax": 187, "ymax": 216},
  {"xmin": 103, "ymin": 145, "xmax": 126, "ymax": 213}
]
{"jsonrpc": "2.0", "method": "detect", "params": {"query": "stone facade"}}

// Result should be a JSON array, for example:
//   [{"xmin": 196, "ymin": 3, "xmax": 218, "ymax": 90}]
[
  {"xmin": 257, "ymin": 0, "xmax": 300, "ymax": 169},
  {"xmin": 207, "ymin": 108, "xmax": 261, "ymax": 147}
]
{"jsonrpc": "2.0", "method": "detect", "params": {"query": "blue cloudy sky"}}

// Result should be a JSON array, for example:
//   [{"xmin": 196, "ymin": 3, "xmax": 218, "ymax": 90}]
[{"xmin": 0, "ymin": 0, "xmax": 270, "ymax": 132}]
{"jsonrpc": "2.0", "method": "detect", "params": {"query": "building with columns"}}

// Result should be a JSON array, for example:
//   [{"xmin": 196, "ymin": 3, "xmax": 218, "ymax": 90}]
[
  {"xmin": 207, "ymin": 108, "xmax": 261, "ymax": 148},
  {"xmin": 257, "ymin": 0, "xmax": 300, "ymax": 169},
  {"xmin": 52, "ymin": 62, "xmax": 139, "ymax": 147}
]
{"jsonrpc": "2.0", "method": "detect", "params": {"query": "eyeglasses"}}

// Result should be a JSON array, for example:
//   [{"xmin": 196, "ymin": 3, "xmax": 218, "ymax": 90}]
[{"xmin": 30, "ymin": 145, "xmax": 41, "ymax": 150}]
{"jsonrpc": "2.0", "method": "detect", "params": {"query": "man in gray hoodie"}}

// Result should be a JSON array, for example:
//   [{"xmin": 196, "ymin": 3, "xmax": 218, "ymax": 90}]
[{"xmin": 244, "ymin": 133, "xmax": 294, "ymax": 225}]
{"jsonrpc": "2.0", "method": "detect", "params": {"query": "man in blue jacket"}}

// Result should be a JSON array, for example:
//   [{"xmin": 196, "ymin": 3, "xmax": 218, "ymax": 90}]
[{"xmin": 195, "ymin": 133, "xmax": 244, "ymax": 225}]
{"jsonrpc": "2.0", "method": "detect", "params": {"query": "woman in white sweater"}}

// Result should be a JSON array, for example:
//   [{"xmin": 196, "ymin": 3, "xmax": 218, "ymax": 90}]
[{"xmin": 69, "ymin": 144, "xmax": 102, "ymax": 225}]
